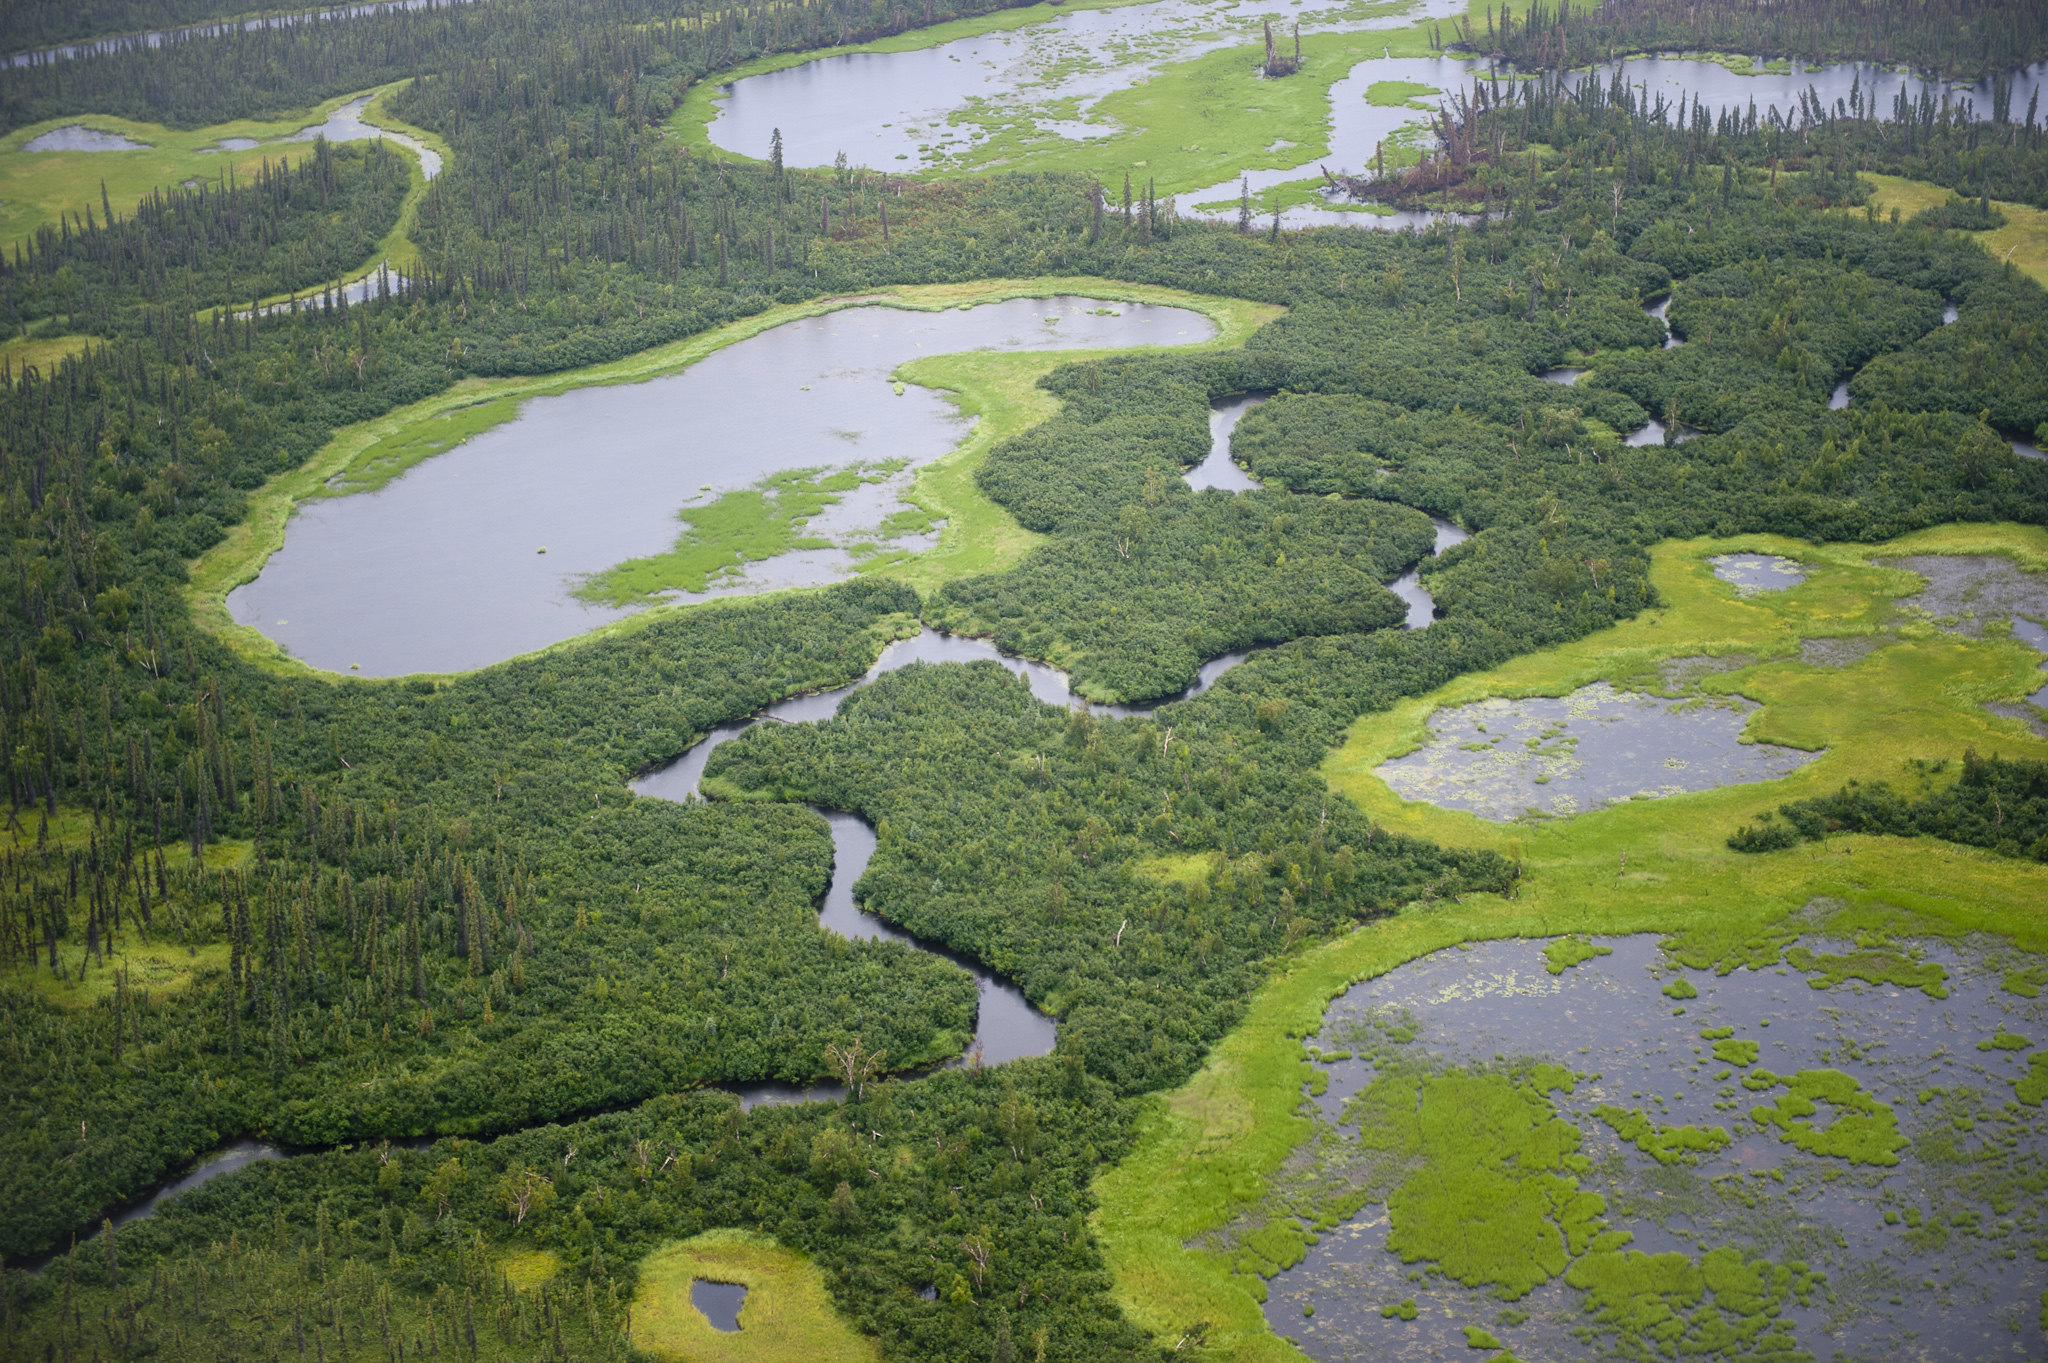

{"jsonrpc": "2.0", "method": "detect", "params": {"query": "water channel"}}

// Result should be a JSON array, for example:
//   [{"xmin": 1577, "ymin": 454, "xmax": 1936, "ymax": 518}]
[
  {"xmin": 1256, "ymin": 931, "xmax": 2048, "ymax": 1362},
  {"xmin": 229, "ymin": 296, "xmax": 1213, "ymax": 675}
]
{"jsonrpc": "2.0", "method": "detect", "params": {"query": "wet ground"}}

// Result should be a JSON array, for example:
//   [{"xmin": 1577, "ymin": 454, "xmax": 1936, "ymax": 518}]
[
  {"xmin": 1374, "ymin": 682, "xmax": 1819, "ymax": 822},
  {"xmin": 23, "ymin": 124, "xmax": 148, "ymax": 151},
  {"xmin": 1254, "ymin": 932, "xmax": 2048, "ymax": 1362}
]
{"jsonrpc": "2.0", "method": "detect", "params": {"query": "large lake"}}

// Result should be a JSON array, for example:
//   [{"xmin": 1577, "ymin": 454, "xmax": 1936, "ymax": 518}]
[{"xmin": 229, "ymin": 296, "xmax": 1213, "ymax": 675}]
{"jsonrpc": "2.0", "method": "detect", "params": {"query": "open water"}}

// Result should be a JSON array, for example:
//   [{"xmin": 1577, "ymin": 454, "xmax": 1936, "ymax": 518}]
[
  {"xmin": 1258, "ymin": 932, "xmax": 2048, "ymax": 1362},
  {"xmin": 229, "ymin": 296, "xmax": 1212, "ymax": 675}
]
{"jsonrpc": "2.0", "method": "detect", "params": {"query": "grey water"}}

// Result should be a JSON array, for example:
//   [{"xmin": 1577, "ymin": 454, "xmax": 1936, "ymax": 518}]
[
  {"xmin": 229, "ymin": 297, "xmax": 1212, "ymax": 676},
  {"xmin": 1540, "ymin": 366, "xmax": 1586, "ymax": 385},
  {"xmin": 1711, "ymin": 552, "xmax": 1806, "ymax": 595},
  {"xmin": 1829, "ymin": 378, "xmax": 1851, "ymax": 410},
  {"xmin": 691, "ymin": 1280, "xmax": 747, "ymax": 1332},
  {"xmin": 22, "ymin": 124, "xmax": 148, "ymax": 151},
  {"xmin": 1375, "ymin": 680, "xmax": 1819, "ymax": 820},
  {"xmin": 1387, "ymin": 517, "xmax": 1468, "ymax": 630},
  {"xmin": 1896, "ymin": 554, "xmax": 2048, "ymax": 710},
  {"xmin": 108, "ymin": 1140, "xmax": 284, "ymax": 1230},
  {"xmin": 1648, "ymin": 294, "xmax": 1680, "ymax": 348},
  {"xmin": 1185, "ymin": 393, "xmax": 1267, "ymax": 492},
  {"xmin": 1263, "ymin": 933, "xmax": 2048, "ymax": 1363}
]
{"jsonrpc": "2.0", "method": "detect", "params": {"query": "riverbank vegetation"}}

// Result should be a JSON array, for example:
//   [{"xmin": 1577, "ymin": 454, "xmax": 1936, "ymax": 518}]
[{"xmin": 2, "ymin": 1, "xmax": 2048, "ymax": 1360}]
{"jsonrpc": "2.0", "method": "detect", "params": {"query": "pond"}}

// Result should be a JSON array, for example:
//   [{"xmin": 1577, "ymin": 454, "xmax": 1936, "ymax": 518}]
[
  {"xmin": 701, "ymin": 0, "xmax": 2045, "ymax": 229},
  {"xmin": 1374, "ymin": 679, "xmax": 1820, "ymax": 821},
  {"xmin": 228, "ymin": 296, "xmax": 1213, "ymax": 676},
  {"xmin": 1711, "ymin": 552, "xmax": 1806, "ymax": 596},
  {"xmin": 1247, "ymin": 930, "xmax": 2048, "ymax": 1362},
  {"xmin": 22, "ymin": 124, "xmax": 149, "ymax": 151},
  {"xmin": 691, "ymin": 1280, "xmax": 748, "ymax": 1332}
]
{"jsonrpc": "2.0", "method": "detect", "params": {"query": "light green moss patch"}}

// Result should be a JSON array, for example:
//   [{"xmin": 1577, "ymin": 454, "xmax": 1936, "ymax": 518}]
[
  {"xmin": 1594, "ymin": 1106, "xmax": 1731, "ymax": 1167},
  {"xmin": 1710, "ymin": 1039, "xmax": 1760, "ymax": 1067},
  {"xmin": 1748, "ymin": 1068, "xmax": 1909, "ymax": 1165},
  {"xmin": 2016, "ymin": 1053, "xmax": 2048, "ymax": 1105},
  {"xmin": 1543, "ymin": 935, "xmax": 1613, "ymax": 974},
  {"xmin": 1784, "ymin": 943, "xmax": 1949, "ymax": 997},
  {"xmin": 1365, "ymin": 79, "xmax": 1439, "ymax": 108},
  {"xmin": 1977, "ymin": 1031, "xmax": 2031, "ymax": 1051}
]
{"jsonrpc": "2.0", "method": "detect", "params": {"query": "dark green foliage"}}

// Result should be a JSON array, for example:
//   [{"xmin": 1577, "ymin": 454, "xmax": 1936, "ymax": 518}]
[
  {"xmin": 1910, "ymin": 192, "xmax": 2010, "ymax": 232},
  {"xmin": 1478, "ymin": 0, "xmax": 2048, "ymax": 85},
  {"xmin": 1, "ymin": 139, "xmax": 411, "ymax": 337},
  {"xmin": 1728, "ymin": 751, "xmax": 2048, "ymax": 859}
]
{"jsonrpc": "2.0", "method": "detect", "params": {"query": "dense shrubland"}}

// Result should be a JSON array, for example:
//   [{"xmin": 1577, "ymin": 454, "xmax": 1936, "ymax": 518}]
[
  {"xmin": 1729, "ymin": 751, "xmax": 2048, "ymax": 858},
  {"xmin": 3, "ymin": 6, "xmax": 2048, "ymax": 1362}
]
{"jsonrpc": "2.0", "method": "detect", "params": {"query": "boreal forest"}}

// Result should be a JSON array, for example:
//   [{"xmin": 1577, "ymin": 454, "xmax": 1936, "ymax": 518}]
[{"xmin": 0, "ymin": 0, "xmax": 2046, "ymax": 1361}]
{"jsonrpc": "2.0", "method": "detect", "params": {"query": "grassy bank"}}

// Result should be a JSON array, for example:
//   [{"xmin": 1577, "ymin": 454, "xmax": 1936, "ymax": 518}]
[
  {"xmin": 1861, "ymin": 172, "xmax": 2048, "ymax": 289},
  {"xmin": 1094, "ymin": 524, "xmax": 2048, "ymax": 1362},
  {"xmin": 630, "ymin": 1230, "xmax": 880, "ymax": 1363},
  {"xmin": 184, "ymin": 277, "xmax": 1280, "ymax": 680}
]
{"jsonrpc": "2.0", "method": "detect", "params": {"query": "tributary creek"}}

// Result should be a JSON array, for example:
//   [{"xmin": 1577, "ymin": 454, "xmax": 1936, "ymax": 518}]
[{"xmin": 230, "ymin": 296, "xmax": 1213, "ymax": 675}]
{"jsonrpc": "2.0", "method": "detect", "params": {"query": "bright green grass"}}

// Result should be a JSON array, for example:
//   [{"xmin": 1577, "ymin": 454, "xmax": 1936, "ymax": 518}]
[
  {"xmin": 631, "ymin": 1229, "xmax": 880, "ymax": 1363},
  {"xmin": 670, "ymin": 0, "xmax": 1470, "ymax": 195},
  {"xmin": 186, "ymin": 277, "xmax": 1280, "ymax": 679},
  {"xmin": 1365, "ymin": 79, "xmax": 1438, "ymax": 107},
  {"xmin": 1543, "ymin": 935, "xmax": 1611, "ymax": 973},
  {"xmin": 1747, "ymin": 1068, "xmax": 1908, "ymax": 1165},
  {"xmin": 1094, "ymin": 525, "xmax": 2048, "ymax": 1362},
  {"xmin": 576, "ymin": 463, "xmax": 900, "ymax": 605},
  {"xmin": 1594, "ymin": 1106, "xmax": 1730, "ymax": 1167}
]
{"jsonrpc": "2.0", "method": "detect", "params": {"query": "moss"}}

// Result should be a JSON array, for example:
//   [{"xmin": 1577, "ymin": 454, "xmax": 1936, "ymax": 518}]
[
  {"xmin": 1594, "ymin": 1106, "xmax": 1732, "ymax": 1167},
  {"xmin": 1710, "ymin": 1039, "xmax": 1761, "ymax": 1067},
  {"xmin": 1977, "ymin": 1031, "xmax": 2032, "ymax": 1051},
  {"xmin": 1748, "ymin": 1069, "xmax": 1910, "ymax": 1165},
  {"xmin": 2016, "ymin": 1053, "xmax": 2048, "ymax": 1106},
  {"xmin": 1355, "ymin": 1068, "xmax": 1605, "ymax": 1300},
  {"xmin": 1543, "ymin": 935, "xmax": 1613, "ymax": 974},
  {"xmin": 2006, "ymin": 965, "xmax": 2048, "ymax": 998},
  {"xmin": 1461, "ymin": 1324, "xmax": 1502, "ymax": 1348},
  {"xmin": 1566, "ymin": 1246, "xmax": 1817, "ymax": 1358},
  {"xmin": 1379, "ymin": 1298, "xmax": 1418, "ymax": 1320},
  {"xmin": 1662, "ymin": 977, "xmax": 1699, "ymax": 1000},
  {"xmin": 1366, "ymin": 79, "xmax": 1441, "ymax": 108},
  {"xmin": 1784, "ymin": 942, "xmax": 1950, "ymax": 997},
  {"xmin": 1698, "ymin": 1027, "xmax": 1734, "ymax": 1040}
]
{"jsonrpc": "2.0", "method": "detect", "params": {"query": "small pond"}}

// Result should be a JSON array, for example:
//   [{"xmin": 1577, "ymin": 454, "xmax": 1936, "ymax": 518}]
[
  {"xmin": 691, "ymin": 1280, "xmax": 747, "ymax": 1332},
  {"xmin": 230, "ymin": 297, "xmax": 1212, "ymax": 676},
  {"xmin": 23, "ymin": 124, "xmax": 149, "ymax": 152},
  {"xmin": 1711, "ymin": 552, "xmax": 1806, "ymax": 595},
  {"xmin": 1250, "ymin": 931, "xmax": 2048, "ymax": 1362},
  {"xmin": 1375, "ymin": 680, "xmax": 1819, "ymax": 821}
]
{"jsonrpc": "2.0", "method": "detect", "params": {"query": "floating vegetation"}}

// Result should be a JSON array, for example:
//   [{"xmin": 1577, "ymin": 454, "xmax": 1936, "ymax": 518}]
[
  {"xmin": 1709, "ymin": 552, "xmax": 1807, "ymax": 595},
  {"xmin": 1375, "ymin": 683, "xmax": 1820, "ymax": 822},
  {"xmin": 1240, "ymin": 931, "xmax": 2048, "ymax": 1361}
]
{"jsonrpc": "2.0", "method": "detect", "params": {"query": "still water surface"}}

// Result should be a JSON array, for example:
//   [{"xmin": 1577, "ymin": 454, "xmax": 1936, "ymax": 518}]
[
  {"xmin": 1265, "ymin": 933, "xmax": 2047, "ymax": 1362},
  {"xmin": 230, "ymin": 297, "xmax": 1212, "ymax": 675}
]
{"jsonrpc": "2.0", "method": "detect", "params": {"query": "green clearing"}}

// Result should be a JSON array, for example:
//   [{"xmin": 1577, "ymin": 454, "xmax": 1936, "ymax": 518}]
[
  {"xmin": 1862, "ymin": 172, "xmax": 2048, "ymax": 290},
  {"xmin": 1095, "ymin": 525, "xmax": 2048, "ymax": 1362},
  {"xmin": 630, "ymin": 1229, "xmax": 881, "ymax": 1363},
  {"xmin": 186, "ymin": 276, "xmax": 1278, "ymax": 677}
]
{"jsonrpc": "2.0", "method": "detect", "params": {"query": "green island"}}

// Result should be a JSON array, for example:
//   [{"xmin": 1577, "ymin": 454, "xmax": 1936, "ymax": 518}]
[{"xmin": 2, "ymin": 0, "xmax": 2047, "ymax": 1360}]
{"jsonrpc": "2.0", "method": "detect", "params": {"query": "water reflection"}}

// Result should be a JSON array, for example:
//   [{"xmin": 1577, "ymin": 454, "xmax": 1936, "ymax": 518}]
[
  {"xmin": 1185, "ymin": 393, "xmax": 1267, "ymax": 492},
  {"xmin": 1387, "ymin": 517, "xmax": 1468, "ymax": 630},
  {"xmin": 691, "ymin": 1280, "xmax": 747, "ymax": 1331}
]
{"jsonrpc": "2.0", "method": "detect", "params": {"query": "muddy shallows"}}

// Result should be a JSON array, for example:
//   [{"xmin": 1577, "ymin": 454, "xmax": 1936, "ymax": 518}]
[
  {"xmin": 1373, "ymin": 683, "xmax": 1819, "ymax": 822},
  {"xmin": 1222, "ymin": 931, "xmax": 2047, "ymax": 1363}
]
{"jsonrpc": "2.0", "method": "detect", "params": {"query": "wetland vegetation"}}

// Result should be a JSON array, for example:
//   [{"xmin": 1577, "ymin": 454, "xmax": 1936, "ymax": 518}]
[{"xmin": 1, "ymin": 0, "xmax": 2047, "ymax": 1360}]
